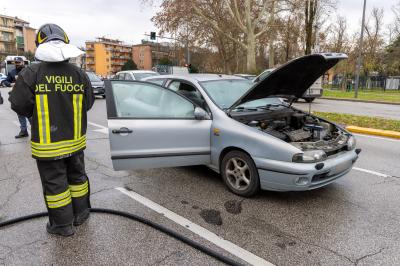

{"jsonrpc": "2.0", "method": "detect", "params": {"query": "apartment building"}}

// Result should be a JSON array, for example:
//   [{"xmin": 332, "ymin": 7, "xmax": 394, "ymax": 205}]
[
  {"xmin": 132, "ymin": 41, "xmax": 184, "ymax": 70},
  {"xmin": 85, "ymin": 37, "xmax": 132, "ymax": 76},
  {"xmin": 0, "ymin": 15, "xmax": 36, "ymax": 60}
]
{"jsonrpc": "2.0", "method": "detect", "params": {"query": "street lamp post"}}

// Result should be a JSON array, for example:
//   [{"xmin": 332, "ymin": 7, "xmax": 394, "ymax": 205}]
[{"xmin": 354, "ymin": 0, "xmax": 367, "ymax": 98}]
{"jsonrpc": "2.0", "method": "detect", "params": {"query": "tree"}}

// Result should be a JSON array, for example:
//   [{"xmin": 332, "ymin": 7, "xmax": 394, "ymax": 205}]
[
  {"xmin": 121, "ymin": 59, "xmax": 138, "ymax": 70},
  {"xmin": 159, "ymin": 57, "xmax": 173, "ymax": 65}
]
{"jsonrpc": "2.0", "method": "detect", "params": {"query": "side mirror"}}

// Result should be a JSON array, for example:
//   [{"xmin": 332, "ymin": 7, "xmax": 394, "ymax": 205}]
[{"xmin": 194, "ymin": 107, "xmax": 209, "ymax": 120}]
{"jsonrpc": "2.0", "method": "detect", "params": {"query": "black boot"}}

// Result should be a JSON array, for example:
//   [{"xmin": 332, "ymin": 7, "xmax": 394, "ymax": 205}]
[
  {"xmin": 73, "ymin": 209, "xmax": 90, "ymax": 226},
  {"xmin": 15, "ymin": 130, "xmax": 29, "ymax": 139},
  {"xmin": 46, "ymin": 222, "xmax": 75, "ymax": 237}
]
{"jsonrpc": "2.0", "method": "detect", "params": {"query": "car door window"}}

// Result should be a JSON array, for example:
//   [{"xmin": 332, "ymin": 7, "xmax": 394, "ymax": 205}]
[{"xmin": 111, "ymin": 81, "xmax": 195, "ymax": 119}]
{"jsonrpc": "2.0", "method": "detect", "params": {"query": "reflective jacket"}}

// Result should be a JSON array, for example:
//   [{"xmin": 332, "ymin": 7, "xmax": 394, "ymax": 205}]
[{"xmin": 9, "ymin": 62, "xmax": 95, "ymax": 160}]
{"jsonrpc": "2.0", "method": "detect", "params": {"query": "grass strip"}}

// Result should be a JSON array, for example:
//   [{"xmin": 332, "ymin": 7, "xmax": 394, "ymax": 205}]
[
  {"xmin": 323, "ymin": 89, "xmax": 400, "ymax": 103},
  {"xmin": 312, "ymin": 111, "xmax": 400, "ymax": 132}
]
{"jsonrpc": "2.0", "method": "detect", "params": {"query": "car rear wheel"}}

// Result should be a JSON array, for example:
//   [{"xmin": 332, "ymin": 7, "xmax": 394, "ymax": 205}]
[{"xmin": 221, "ymin": 151, "xmax": 260, "ymax": 197}]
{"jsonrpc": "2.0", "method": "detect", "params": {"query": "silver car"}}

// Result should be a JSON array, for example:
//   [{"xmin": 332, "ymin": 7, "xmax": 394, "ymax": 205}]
[{"xmin": 105, "ymin": 53, "xmax": 360, "ymax": 197}]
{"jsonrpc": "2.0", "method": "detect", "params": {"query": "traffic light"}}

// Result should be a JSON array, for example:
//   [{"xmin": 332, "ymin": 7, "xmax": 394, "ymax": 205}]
[{"xmin": 150, "ymin": 32, "xmax": 156, "ymax": 40}]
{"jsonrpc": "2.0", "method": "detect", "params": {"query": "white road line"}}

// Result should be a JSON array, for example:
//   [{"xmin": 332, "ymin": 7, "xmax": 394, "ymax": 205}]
[
  {"xmin": 354, "ymin": 133, "xmax": 400, "ymax": 142},
  {"xmin": 353, "ymin": 167, "xmax": 391, "ymax": 178},
  {"xmin": 116, "ymin": 187, "xmax": 274, "ymax": 266}
]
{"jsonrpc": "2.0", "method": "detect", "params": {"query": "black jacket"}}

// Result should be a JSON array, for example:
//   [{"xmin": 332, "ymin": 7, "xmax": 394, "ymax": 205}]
[
  {"xmin": 4, "ymin": 67, "xmax": 23, "ymax": 87},
  {"xmin": 9, "ymin": 62, "xmax": 95, "ymax": 160}
]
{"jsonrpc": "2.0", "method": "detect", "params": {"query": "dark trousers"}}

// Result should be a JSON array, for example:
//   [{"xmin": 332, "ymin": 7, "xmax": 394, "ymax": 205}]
[
  {"xmin": 36, "ymin": 152, "xmax": 90, "ymax": 227},
  {"xmin": 18, "ymin": 115, "xmax": 31, "ymax": 132}
]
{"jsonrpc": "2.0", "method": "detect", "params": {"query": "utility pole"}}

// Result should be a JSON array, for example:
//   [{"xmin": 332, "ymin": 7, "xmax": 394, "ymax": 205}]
[{"xmin": 354, "ymin": 0, "xmax": 367, "ymax": 98}]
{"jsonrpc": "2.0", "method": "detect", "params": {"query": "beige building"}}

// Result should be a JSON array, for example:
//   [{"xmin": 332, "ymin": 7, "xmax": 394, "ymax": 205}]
[
  {"xmin": 85, "ymin": 37, "xmax": 132, "ymax": 76},
  {"xmin": 132, "ymin": 41, "xmax": 184, "ymax": 70},
  {"xmin": 0, "ymin": 15, "xmax": 36, "ymax": 60}
]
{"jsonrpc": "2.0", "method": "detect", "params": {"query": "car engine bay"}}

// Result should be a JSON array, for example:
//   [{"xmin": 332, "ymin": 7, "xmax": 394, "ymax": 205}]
[{"xmin": 231, "ymin": 107, "xmax": 349, "ymax": 156}]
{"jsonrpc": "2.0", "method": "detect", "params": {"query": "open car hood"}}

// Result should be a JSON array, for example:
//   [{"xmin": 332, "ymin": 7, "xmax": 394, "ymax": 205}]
[{"xmin": 229, "ymin": 53, "xmax": 347, "ymax": 110}]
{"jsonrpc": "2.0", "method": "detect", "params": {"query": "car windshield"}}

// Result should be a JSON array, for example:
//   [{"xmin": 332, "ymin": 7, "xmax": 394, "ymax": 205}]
[
  {"xmin": 133, "ymin": 72, "xmax": 160, "ymax": 80},
  {"xmin": 86, "ymin": 72, "xmax": 102, "ymax": 82},
  {"xmin": 200, "ymin": 79, "xmax": 283, "ymax": 109}
]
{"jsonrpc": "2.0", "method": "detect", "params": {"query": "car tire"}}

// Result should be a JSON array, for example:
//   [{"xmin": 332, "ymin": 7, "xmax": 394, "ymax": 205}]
[
  {"xmin": 304, "ymin": 97, "xmax": 315, "ymax": 103},
  {"xmin": 102, "ymin": 95, "xmax": 106, "ymax": 99},
  {"xmin": 221, "ymin": 151, "xmax": 260, "ymax": 197}
]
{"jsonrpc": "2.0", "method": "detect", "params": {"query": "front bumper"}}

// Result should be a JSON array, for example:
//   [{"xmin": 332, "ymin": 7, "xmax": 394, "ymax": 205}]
[
  {"xmin": 93, "ymin": 87, "xmax": 105, "ymax": 95},
  {"xmin": 254, "ymin": 150, "xmax": 359, "ymax": 191}
]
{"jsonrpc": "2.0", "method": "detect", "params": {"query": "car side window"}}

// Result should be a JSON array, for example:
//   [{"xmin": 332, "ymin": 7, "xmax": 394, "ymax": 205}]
[
  {"xmin": 168, "ymin": 80, "xmax": 206, "ymax": 109},
  {"xmin": 111, "ymin": 81, "xmax": 195, "ymax": 119},
  {"xmin": 146, "ymin": 79, "xmax": 165, "ymax": 86},
  {"xmin": 125, "ymin": 73, "xmax": 134, "ymax": 80}
]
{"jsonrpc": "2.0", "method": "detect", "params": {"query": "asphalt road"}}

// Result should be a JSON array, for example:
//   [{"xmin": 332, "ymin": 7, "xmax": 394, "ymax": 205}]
[
  {"xmin": 1, "ymin": 93, "xmax": 400, "ymax": 266},
  {"xmin": 294, "ymin": 98, "xmax": 400, "ymax": 120}
]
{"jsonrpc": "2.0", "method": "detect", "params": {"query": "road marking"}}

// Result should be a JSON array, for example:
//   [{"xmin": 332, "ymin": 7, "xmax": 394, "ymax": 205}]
[
  {"xmin": 353, "ymin": 167, "xmax": 391, "ymax": 178},
  {"xmin": 88, "ymin": 121, "xmax": 108, "ymax": 135},
  {"xmin": 116, "ymin": 187, "xmax": 274, "ymax": 266},
  {"xmin": 354, "ymin": 133, "xmax": 400, "ymax": 142}
]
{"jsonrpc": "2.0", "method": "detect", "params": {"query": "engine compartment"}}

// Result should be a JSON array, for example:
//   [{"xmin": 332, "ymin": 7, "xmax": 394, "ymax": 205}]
[{"xmin": 232, "ymin": 107, "xmax": 349, "ymax": 155}]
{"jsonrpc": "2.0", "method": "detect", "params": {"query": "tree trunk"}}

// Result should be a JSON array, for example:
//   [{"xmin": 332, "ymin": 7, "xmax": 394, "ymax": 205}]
[
  {"xmin": 268, "ymin": 0, "xmax": 276, "ymax": 68},
  {"xmin": 246, "ymin": 33, "xmax": 256, "ymax": 73}
]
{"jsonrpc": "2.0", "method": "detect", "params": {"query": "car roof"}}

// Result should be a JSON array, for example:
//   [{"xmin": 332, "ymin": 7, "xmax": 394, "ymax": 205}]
[
  {"xmin": 117, "ymin": 70, "xmax": 157, "ymax": 74},
  {"xmin": 144, "ymin": 73, "xmax": 245, "ymax": 82}
]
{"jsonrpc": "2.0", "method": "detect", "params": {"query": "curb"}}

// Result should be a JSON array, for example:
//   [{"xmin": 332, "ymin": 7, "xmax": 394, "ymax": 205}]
[
  {"xmin": 321, "ymin": 97, "xmax": 400, "ymax": 106},
  {"xmin": 346, "ymin": 126, "xmax": 400, "ymax": 139}
]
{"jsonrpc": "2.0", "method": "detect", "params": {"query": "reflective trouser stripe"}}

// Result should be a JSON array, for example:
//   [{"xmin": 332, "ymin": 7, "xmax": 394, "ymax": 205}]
[
  {"xmin": 31, "ymin": 140, "xmax": 86, "ymax": 158},
  {"xmin": 36, "ymin": 94, "xmax": 51, "ymax": 144},
  {"xmin": 45, "ymin": 189, "xmax": 72, "ymax": 209},
  {"xmin": 69, "ymin": 181, "xmax": 89, "ymax": 198},
  {"xmin": 73, "ymin": 94, "xmax": 83, "ymax": 140}
]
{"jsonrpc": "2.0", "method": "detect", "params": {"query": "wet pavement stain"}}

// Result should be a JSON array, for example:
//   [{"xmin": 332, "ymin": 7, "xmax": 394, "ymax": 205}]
[
  {"xmin": 199, "ymin": 209, "xmax": 223, "ymax": 226},
  {"xmin": 181, "ymin": 200, "xmax": 189, "ymax": 205},
  {"xmin": 224, "ymin": 200, "xmax": 242, "ymax": 215},
  {"xmin": 192, "ymin": 205, "xmax": 199, "ymax": 210},
  {"xmin": 275, "ymin": 240, "xmax": 296, "ymax": 250},
  {"xmin": 124, "ymin": 186, "xmax": 133, "ymax": 191}
]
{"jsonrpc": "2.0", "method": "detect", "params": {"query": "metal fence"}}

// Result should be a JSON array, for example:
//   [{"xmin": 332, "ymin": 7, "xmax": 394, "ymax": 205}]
[{"xmin": 329, "ymin": 75, "xmax": 399, "ymax": 91}]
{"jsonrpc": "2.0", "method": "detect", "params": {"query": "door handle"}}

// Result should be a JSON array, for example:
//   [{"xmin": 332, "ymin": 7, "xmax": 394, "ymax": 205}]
[{"xmin": 112, "ymin": 127, "xmax": 133, "ymax": 134}]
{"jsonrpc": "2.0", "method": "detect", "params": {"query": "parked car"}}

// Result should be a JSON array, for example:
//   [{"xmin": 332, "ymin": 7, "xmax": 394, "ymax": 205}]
[
  {"xmin": 234, "ymin": 74, "xmax": 257, "ymax": 80},
  {"xmin": 0, "ymin": 73, "xmax": 6, "ymax": 87},
  {"xmin": 105, "ymin": 53, "xmax": 360, "ymax": 197},
  {"xmin": 86, "ymin": 71, "xmax": 105, "ymax": 98},
  {"xmin": 255, "ymin": 67, "xmax": 323, "ymax": 103},
  {"xmin": 116, "ymin": 70, "xmax": 160, "ymax": 81}
]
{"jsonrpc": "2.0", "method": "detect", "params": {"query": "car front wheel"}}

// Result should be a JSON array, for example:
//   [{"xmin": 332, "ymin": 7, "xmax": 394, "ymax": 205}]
[{"xmin": 221, "ymin": 151, "xmax": 260, "ymax": 197}]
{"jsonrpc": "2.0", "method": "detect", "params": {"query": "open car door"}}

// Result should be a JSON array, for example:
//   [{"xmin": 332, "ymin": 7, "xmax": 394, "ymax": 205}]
[{"xmin": 105, "ymin": 80, "xmax": 212, "ymax": 170}]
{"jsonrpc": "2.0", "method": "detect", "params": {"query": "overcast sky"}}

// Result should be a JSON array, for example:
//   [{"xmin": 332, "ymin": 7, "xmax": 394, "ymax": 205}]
[{"xmin": 0, "ymin": 0, "xmax": 398, "ymax": 46}]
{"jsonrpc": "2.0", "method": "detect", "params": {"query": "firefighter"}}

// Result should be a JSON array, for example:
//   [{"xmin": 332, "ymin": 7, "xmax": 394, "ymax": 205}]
[{"xmin": 9, "ymin": 24, "xmax": 95, "ymax": 237}]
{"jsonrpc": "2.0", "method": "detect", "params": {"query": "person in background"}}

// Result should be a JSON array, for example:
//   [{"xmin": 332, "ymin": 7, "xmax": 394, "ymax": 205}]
[{"xmin": 4, "ymin": 57, "xmax": 31, "ymax": 138}]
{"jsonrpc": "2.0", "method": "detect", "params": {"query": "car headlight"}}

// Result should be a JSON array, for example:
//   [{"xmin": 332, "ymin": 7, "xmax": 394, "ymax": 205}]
[
  {"xmin": 292, "ymin": 150, "xmax": 327, "ymax": 163},
  {"xmin": 347, "ymin": 135, "xmax": 356, "ymax": 150}
]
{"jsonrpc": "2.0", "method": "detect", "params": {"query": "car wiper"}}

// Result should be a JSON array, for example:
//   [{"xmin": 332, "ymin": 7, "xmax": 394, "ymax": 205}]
[
  {"xmin": 255, "ymin": 103, "xmax": 288, "ymax": 110},
  {"xmin": 232, "ymin": 106, "xmax": 258, "ymax": 111}
]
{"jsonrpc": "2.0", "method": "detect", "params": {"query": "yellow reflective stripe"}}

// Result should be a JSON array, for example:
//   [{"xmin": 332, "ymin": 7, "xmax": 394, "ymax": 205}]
[
  {"xmin": 36, "ymin": 95, "xmax": 44, "ymax": 143},
  {"xmin": 43, "ymin": 95, "xmax": 51, "ymax": 144},
  {"xmin": 31, "ymin": 136, "xmax": 86, "ymax": 149},
  {"xmin": 45, "ymin": 190, "xmax": 70, "ymax": 202},
  {"xmin": 36, "ymin": 95, "xmax": 51, "ymax": 144},
  {"xmin": 69, "ymin": 181, "xmax": 88, "ymax": 191},
  {"xmin": 31, "ymin": 141, "xmax": 86, "ymax": 158},
  {"xmin": 71, "ymin": 188, "xmax": 89, "ymax": 198},
  {"xmin": 32, "ymin": 137, "xmax": 85, "ymax": 151},
  {"xmin": 73, "ymin": 94, "xmax": 78, "ymax": 139},
  {"xmin": 78, "ymin": 94, "xmax": 83, "ymax": 138},
  {"xmin": 47, "ymin": 197, "xmax": 72, "ymax": 209}
]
